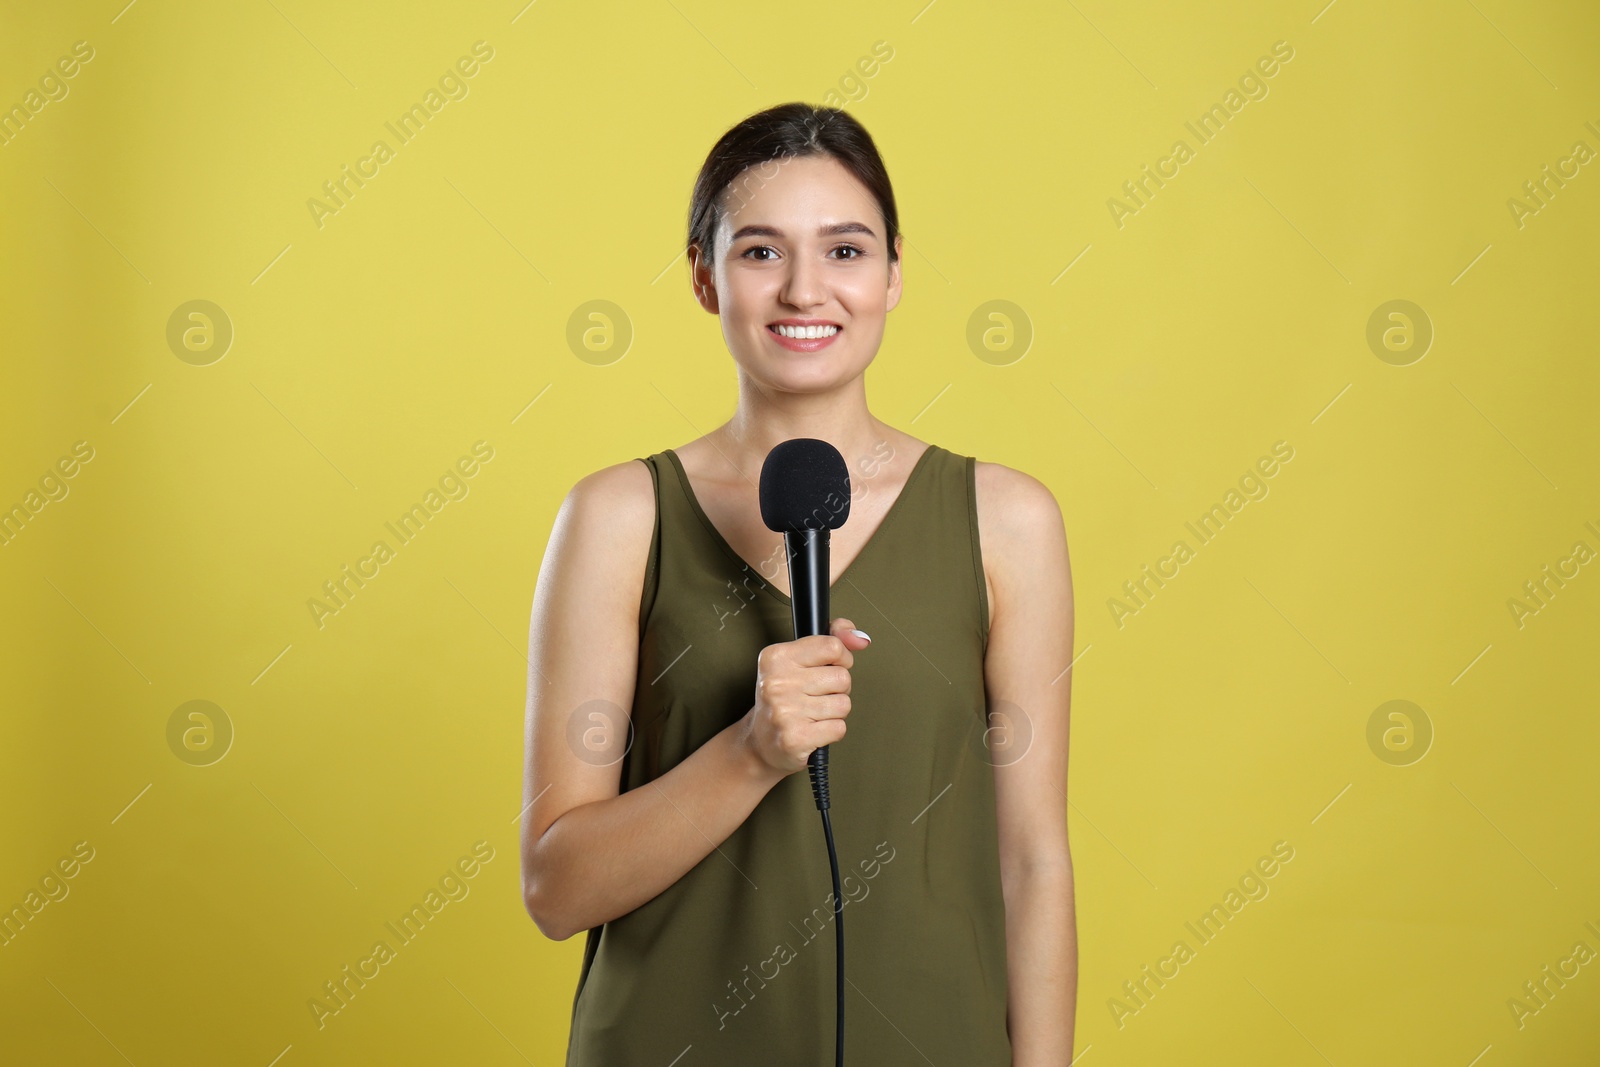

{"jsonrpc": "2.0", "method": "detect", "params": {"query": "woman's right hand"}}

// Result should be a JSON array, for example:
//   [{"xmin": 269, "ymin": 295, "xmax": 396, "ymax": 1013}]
[{"xmin": 743, "ymin": 617, "xmax": 872, "ymax": 777}]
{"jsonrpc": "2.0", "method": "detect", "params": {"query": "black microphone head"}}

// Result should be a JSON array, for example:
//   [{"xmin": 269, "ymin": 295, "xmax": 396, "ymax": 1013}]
[{"xmin": 758, "ymin": 438, "xmax": 852, "ymax": 532}]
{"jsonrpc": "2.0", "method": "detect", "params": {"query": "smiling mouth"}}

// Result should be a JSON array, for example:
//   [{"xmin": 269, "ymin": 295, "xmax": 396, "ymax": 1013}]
[{"xmin": 768, "ymin": 323, "xmax": 842, "ymax": 339}]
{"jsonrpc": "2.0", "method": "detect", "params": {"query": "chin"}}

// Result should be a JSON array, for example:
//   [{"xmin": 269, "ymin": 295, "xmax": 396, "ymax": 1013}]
[{"xmin": 759, "ymin": 361, "xmax": 867, "ymax": 392}]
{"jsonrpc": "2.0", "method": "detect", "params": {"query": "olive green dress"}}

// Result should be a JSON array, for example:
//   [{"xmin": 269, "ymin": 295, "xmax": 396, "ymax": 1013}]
[{"xmin": 564, "ymin": 444, "xmax": 1012, "ymax": 1065}]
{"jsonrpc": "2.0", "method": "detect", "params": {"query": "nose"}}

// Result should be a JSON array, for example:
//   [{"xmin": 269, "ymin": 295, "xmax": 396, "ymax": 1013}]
[{"xmin": 779, "ymin": 247, "xmax": 826, "ymax": 309}]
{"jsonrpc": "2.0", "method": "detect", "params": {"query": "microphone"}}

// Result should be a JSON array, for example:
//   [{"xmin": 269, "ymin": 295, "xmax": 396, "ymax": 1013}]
[
  {"xmin": 758, "ymin": 438, "xmax": 852, "ymax": 811},
  {"xmin": 758, "ymin": 437, "xmax": 851, "ymax": 1067}
]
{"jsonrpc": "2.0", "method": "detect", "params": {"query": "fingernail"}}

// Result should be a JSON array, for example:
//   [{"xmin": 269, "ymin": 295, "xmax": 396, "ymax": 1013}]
[{"xmin": 849, "ymin": 629, "xmax": 871, "ymax": 643}]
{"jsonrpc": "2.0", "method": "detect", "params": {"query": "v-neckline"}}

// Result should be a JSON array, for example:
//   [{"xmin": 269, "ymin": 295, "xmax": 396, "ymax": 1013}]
[{"xmin": 664, "ymin": 444, "xmax": 938, "ymax": 607}]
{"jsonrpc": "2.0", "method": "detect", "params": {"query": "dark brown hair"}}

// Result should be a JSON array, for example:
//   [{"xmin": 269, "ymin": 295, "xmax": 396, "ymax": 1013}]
[{"xmin": 686, "ymin": 103, "xmax": 900, "ymax": 268}]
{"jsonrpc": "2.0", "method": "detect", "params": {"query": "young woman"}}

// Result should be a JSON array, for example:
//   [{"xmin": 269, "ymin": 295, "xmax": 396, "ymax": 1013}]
[{"xmin": 521, "ymin": 103, "xmax": 1076, "ymax": 1065}]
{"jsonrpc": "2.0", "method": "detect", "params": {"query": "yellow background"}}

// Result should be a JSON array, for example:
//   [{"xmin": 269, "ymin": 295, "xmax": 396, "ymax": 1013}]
[{"xmin": 3, "ymin": 0, "xmax": 1597, "ymax": 1063}]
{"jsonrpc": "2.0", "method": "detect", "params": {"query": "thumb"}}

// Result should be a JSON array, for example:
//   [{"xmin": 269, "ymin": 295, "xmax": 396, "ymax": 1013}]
[{"xmin": 831, "ymin": 617, "xmax": 872, "ymax": 651}]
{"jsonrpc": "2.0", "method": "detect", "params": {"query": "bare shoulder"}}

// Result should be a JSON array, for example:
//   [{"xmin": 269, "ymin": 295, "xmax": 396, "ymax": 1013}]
[
  {"xmin": 564, "ymin": 456, "xmax": 656, "ymax": 524},
  {"xmin": 973, "ymin": 461, "xmax": 1063, "ymax": 531},
  {"xmin": 560, "ymin": 457, "xmax": 652, "ymax": 537},
  {"xmin": 538, "ymin": 457, "xmax": 656, "ymax": 605},
  {"xmin": 972, "ymin": 461, "xmax": 1071, "ymax": 625}
]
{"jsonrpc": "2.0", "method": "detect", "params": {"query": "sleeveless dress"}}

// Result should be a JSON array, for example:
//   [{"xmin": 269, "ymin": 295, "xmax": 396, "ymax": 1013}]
[{"xmin": 564, "ymin": 443, "xmax": 1012, "ymax": 1065}]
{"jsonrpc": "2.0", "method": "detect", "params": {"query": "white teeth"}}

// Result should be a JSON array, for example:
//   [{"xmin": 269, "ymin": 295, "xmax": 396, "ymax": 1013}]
[{"xmin": 773, "ymin": 324, "xmax": 839, "ymax": 339}]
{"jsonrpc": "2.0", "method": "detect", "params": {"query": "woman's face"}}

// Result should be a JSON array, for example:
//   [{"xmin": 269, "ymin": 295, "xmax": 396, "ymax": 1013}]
[{"xmin": 692, "ymin": 153, "xmax": 902, "ymax": 393}]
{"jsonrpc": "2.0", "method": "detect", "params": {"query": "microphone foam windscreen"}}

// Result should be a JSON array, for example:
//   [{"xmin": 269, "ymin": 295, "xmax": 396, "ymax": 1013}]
[{"xmin": 758, "ymin": 438, "xmax": 852, "ymax": 532}]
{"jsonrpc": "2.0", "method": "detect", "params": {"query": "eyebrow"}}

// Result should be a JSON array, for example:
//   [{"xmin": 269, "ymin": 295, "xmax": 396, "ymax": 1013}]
[{"xmin": 729, "ymin": 221, "xmax": 879, "ymax": 242}]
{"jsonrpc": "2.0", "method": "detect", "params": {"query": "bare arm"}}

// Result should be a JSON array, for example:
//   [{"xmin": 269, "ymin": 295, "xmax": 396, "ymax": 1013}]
[
  {"xmin": 977, "ymin": 462, "xmax": 1077, "ymax": 1064},
  {"xmin": 520, "ymin": 460, "xmax": 866, "ymax": 942}
]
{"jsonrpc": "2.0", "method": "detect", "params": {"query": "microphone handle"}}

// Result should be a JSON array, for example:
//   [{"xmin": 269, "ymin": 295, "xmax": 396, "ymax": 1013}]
[
  {"xmin": 786, "ymin": 525, "xmax": 846, "ymax": 1066},
  {"xmin": 784, "ymin": 528, "xmax": 831, "ymax": 810}
]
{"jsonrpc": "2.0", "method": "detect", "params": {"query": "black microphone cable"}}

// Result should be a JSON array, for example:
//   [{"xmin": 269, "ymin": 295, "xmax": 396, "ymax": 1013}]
[{"xmin": 808, "ymin": 747, "xmax": 844, "ymax": 1067}]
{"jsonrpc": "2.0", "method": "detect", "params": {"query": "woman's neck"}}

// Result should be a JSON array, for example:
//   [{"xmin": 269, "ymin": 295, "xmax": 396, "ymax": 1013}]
[{"xmin": 716, "ymin": 383, "xmax": 891, "ymax": 473}]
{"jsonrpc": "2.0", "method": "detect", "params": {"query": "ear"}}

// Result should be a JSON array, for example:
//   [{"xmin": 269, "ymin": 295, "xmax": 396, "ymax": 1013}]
[
  {"xmin": 885, "ymin": 233, "xmax": 904, "ymax": 313},
  {"xmin": 688, "ymin": 243, "xmax": 721, "ymax": 315}
]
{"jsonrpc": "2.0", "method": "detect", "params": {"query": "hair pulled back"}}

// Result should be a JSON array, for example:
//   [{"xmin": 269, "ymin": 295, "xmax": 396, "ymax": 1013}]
[{"xmin": 686, "ymin": 103, "xmax": 900, "ymax": 268}]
